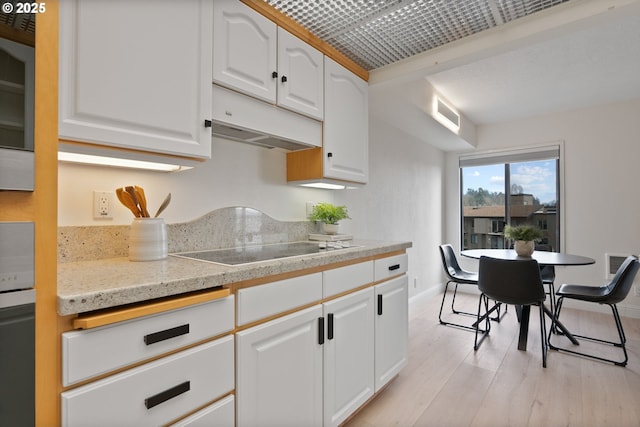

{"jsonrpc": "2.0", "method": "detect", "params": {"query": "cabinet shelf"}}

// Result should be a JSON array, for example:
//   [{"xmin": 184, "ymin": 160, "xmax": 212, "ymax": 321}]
[{"xmin": 0, "ymin": 79, "xmax": 26, "ymax": 95}]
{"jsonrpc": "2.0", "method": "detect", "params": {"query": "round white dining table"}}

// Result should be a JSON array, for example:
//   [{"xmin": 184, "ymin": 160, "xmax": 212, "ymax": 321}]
[{"xmin": 460, "ymin": 248, "xmax": 595, "ymax": 351}]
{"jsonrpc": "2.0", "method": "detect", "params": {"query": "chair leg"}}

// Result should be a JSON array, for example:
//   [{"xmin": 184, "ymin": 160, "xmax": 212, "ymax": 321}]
[
  {"xmin": 538, "ymin": 303, "xmax": 548, "ymax": 368},
  {"xmin": 438, "ymin": 280, "xmax": 452, "ymax": 325},
  {"xmin": 439, "ymin": 280, "xmax": 491, "ymax": 332},
  {"xmin": 549, "ymin": 298, "xmax": 628, "ymax": 366},
  {"xmin": 474, "ymin": 294, "xmax": 491, "ymax": 351},
  {"xmin": 545, "ymin": 282, "xmax": 557, "ymax": 333}
]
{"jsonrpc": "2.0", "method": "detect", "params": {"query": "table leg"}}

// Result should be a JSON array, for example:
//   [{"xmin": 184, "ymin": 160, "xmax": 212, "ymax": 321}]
[
  {"xmin": 541, "ymin": 305, "xmax": 579, "ymax": 346},
  {"xmin": 518, "ymin": 305, "xmax": 531, "ymax": 351}
]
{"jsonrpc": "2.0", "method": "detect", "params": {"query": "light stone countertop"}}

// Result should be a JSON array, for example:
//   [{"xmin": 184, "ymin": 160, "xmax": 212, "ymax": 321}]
[{"xmin": 58, "ymin": 240, "xmax": 412, "ymax": 316}]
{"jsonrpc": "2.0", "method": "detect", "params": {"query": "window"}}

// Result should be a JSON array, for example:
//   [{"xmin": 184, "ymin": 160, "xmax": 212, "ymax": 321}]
[{"xmin": 460, "ymin": 146, "xmax": 561, "ymax": 251}]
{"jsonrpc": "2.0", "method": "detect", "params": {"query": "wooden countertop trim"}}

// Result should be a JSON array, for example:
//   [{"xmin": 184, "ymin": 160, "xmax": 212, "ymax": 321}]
[{"xmin": 72, "ymin": 288, "xmax": 230, "ymax": 330}]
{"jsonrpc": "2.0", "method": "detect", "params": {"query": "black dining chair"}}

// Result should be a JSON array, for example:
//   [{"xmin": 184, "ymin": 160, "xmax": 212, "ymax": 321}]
[
  {"xmin": 438, "ymin": 244, "xmax": 480, "ymax": 330},
  {"xmin": 550, "ymin": 255, "xmax": 640, "ymax": 366},
  {"xmin": 475, "ymin": 256, "xmax": 549, "ymax": 367},
  {"xmin": 439, "ymin": 245, "xmax": 504, "ymax": 334}
]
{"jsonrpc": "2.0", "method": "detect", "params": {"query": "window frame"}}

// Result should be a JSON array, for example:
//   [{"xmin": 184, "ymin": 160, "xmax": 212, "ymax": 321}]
[{"xmin": 458, "ymin": 143, "xmax": 564, "ymax": 252}]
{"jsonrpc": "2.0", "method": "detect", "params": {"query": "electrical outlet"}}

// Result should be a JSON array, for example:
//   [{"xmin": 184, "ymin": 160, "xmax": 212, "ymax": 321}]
[
  {"xmin": 93, "ymin": 191, "xmax": 113, "ymax": 219},
  {"xmin": 306, "ymin": 201, "xmax": 317, "ymax": 218}
]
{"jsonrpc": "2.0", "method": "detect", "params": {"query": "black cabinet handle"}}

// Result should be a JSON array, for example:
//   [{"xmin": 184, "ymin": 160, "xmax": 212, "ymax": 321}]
[
  {"xmin": 145, "ymin": 381, "xmax": 190, "ymax": 410},
  {"xmin": 281, "ymin": 75, "xmax": 288, "ymax": 83},
  {"xmin": 388, "ymin": 264, "xmax": 401, "ymax": 271},
  {"xmin": 378, "ymin": 294, "xmax": 383, "ymax": 315},
  {"xmin": 144, "ymin": 324, "xmax": 190, "ymax": 345},
  {"xmin": 327, "ymin": 313, "xmax": 334, "ymax": 340},
  {"xmin": 327, "ymin": 152, "xmax": 333, "ymax": 158},
  {"xmin": 204, "ymin": 119, "xmax": 212, "ymax": 128},
  {"xmin": 272, "ymin": 71, "xmax": 278, "ymax": 78},
  {"xmin": 318, "ymin": 317, "xmax": 325, "ymax": 345}
]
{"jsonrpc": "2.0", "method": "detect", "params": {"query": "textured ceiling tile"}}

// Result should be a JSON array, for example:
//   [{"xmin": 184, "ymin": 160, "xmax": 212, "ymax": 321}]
[{"xmin": 265, "ymin": 0, "xmax": 571, "ymax": 70}]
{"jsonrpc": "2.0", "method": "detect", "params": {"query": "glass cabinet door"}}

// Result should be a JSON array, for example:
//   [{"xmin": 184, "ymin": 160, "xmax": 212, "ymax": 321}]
[{"xmin": 0, "ymin": 37, "xmax": 34, "ymax": 151}]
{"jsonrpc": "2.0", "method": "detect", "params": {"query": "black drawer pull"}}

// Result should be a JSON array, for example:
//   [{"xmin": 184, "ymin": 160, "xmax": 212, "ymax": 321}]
[
  {"xmin": 327, "ymin": 313, "xmax": 334, "ymax": 340},
  {"xmin": 318, "ymin": 317, "xmax": 325, "ymax": 345},
  {"xmin": 378, "ymin": 294, "xmax": 383, "ymax": 315},
  {"xmin": 144, "ymin": 324, "xmax": 190, "ymax": 345},
  {"xmin": 388, "ymin": 264, "xmax": 401, "ymax": 271},
  {"xmin": 203, "ymin": 119, "xmax": 212, "ymax": 128},
  {"xmin": 145, "ymin": 381, "xmax": 190, "ymax": 410}
]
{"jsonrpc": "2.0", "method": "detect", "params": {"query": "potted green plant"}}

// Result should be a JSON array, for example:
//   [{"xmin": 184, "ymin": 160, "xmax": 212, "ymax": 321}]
[
  {"xmin": 503, "ymin": 224, "xmax": 543, "ymax": 256},
  {"xmin": 309, "ymin": 202, "xmax": 350, "ymax": 235}
]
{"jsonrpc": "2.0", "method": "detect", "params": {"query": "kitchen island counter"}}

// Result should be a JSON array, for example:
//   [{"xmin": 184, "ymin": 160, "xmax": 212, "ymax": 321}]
[{"xmin": 58, "ymin": 240, "xmax": 411, "ymax": 315}]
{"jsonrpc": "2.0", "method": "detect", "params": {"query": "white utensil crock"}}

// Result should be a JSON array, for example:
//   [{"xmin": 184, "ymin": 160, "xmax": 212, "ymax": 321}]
[{"xmin": 129, "ymin": 218, "xmax": 168, "ymax": 261}]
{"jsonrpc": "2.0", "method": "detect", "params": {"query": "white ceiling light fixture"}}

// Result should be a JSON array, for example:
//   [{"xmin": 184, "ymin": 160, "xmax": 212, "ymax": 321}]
[{"xmin": 432, "ymin": 95, "xmax": 460, "ymax": 133}]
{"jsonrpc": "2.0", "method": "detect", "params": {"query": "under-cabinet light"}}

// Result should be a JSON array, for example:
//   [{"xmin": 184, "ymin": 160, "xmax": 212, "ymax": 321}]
[{"xmin": 58, "ymin": 152, "xmax": 193, "ymax": 172}]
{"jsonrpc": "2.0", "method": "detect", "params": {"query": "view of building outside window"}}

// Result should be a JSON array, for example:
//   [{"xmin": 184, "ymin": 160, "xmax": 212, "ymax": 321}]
[{"xmin": 461, "ymin": 159, "xmax": 559, "ymax": 250}]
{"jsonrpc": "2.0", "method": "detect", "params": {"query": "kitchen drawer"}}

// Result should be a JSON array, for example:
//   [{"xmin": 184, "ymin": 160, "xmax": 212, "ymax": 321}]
[
  {"xmin": 374, "ymin": 253, "xmax": 408, "ymax": 282},
  {"xmin": 170, "ymin": 394, "xmax": 234, "ymax": 427},
  {"xmin": 323, "ymin": 261, "xmax": 373, "ymax": 298},
  {"xmin": 62, "ymin": 296, "xmax": 234, "ymax": 386},
  {"xmin": 61, "ymin": 336, "xmax": 234, "ymax": 427},
  {"xmin": 236, "ymin": 272, "xmax": 322, "ymax": 326}
]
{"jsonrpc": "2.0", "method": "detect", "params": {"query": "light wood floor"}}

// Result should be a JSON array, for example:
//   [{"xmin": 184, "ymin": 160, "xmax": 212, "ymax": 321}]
[{"xmin": 346, "ymin": 290, "xmax": 640, "ymax": 427}]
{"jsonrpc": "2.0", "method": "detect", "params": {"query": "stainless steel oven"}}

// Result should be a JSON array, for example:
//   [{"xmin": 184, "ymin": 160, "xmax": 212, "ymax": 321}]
[
  {"xmin": 0, "ymin": 37, "xmax": 35, "ymax": 191},
  {"xmin": 0, "ymin": 222, "xmax": 35, "ymax": 426}
]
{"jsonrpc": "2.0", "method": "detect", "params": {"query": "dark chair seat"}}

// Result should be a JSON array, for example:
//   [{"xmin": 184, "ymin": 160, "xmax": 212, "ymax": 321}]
[
  {"xmin": 550, "ymin": 255, "xmax": 639, "ymax": 366},
  {"xmin": 553, "ymin": 284, "xmax": 611, "ymax": 301}
]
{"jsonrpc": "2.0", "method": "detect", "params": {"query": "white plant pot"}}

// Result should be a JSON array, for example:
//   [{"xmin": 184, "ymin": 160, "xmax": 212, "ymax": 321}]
[
  {"xmin": 129, "ymin": 217, "xmax": 168, "ymax": 261},
  {"xmin": 514, "ymin": 240, "xmax": 535, "ymax": 257},
  {"xmin": 323, "ymin": 223, "xmax": 340, "ymax": 235}
]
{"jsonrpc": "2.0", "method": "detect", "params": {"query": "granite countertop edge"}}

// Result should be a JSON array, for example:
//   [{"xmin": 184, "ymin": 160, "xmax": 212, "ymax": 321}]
[{"xmin": 58, "ymin": 240, "xmax": 412, "ymax": 316}]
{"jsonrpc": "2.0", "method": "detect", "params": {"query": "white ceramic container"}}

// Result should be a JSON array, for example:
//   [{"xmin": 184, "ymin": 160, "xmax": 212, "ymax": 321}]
[{"xmin": 129, "ymin": 218, "xmax": 168, "ymax": 261}]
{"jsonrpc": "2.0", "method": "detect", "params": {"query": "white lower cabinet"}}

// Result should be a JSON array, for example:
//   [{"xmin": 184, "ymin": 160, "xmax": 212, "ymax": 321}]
[
  {"xmin": 236, "ymin": 305, "xmax": 324, "ymax": 427},
  {"xmin": 323, "ymin": 288, "xmax": 375, "ymax": 427},
  {"xmin": 374, "ymin": 275, "xmax": 409, "ymax": 391},
  {"xmin": 61, "ymin": 336, "xmax": 234, "ymax": 427}
]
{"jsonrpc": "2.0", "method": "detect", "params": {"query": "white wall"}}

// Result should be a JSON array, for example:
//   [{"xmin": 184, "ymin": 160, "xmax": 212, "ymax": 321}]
[
  {"xmin": 336, "ymin": 118, "xmax": 446, "ymax": 299},
  {"xmin": 445, "ymin": 97, "xmax": 640, "ymax": 317},
  {"xmin": 58, "ymin": 136, "xmax": 335, "ymax": 226}
]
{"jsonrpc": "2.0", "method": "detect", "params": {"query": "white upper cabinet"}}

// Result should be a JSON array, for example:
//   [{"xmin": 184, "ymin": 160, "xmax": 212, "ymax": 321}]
[
  {"xmin": 323, "ymin": 57, "xmax": 369, "ymax": 183},
  {"xmin": 213, "ymin": 0, "xmax": 277, "ymax": 104},
  {"xmin": 59, "ymin": 0, "xmax": 213, "ymax": 159},
  {"xmin": 277, "ymin": 28, "xmax": 324, "ymax": 120},
  {"xmin": 213, "ymin": 0, "xmax": 324, "ymax": 120}
]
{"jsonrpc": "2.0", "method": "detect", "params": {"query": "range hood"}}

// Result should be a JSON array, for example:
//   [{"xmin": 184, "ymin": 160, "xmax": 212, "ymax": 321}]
[{"xmin": 212, "ymin": 85, "xmax": 322, "ymax": 151}]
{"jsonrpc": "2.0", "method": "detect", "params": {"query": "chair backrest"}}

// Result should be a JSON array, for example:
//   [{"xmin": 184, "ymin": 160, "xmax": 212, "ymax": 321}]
[
  {"xmin": 478, "ymin": 256, "xmax": 545, "ymax": 305},
  {"xmin": 439, "ymin": 244, "xmax": 463, "ymax": 280},
  {"xmin": 535, "ymin": 243, "xmax": 556, "ymax": 278},
  {"xmin": 604, "ymin": 255, "xmax": 640, "ymax": 304}
]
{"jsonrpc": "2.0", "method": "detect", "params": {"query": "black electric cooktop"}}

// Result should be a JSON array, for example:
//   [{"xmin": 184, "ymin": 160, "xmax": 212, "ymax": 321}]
[{"xmin": 171, "ymin": 241, "xmax": 354, "ymax": 266}]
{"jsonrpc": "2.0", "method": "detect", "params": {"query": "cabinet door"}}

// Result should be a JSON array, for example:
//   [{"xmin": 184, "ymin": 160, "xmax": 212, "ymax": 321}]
[
  {"xmin": 59, "ymin": 0, "xmax": 213, "ymax": 158},
  {"xmin": 374, "ymin": 275, "xmax": 408, "ymax": 392},
  {"xmin": 236, "ymin": 305, "xmax": 323, "ymax": 427},
  {"xmin": 277, "ymin": 28, "xmax": 324, "ymax": 120},
  {"xmin": 323, "ymin": 288, "xmax": 374, "ymax": 427},
  {"xmin": 213, "ymin": 0, "xmax": 277, "ymax": 104},
  {"xmin": 323, "ymin": 57, "xmax": 369, "ymax": 184}
]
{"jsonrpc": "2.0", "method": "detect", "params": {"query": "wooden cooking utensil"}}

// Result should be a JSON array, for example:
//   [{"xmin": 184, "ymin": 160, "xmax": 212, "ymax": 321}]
[
  {"xmin": 134, "ymin": 185, "xmax": 150, "ymax": 218},
  {"xmin": 125, "ymin": 186, "xmax": 142, "ymax": 217},
  {"xmin": 154, "ymin": 193, "xmax": 171, "ymax": 218},
  {"xmin": 116, "ymin": 188, "xmax": 141, "ymax": 217}
]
